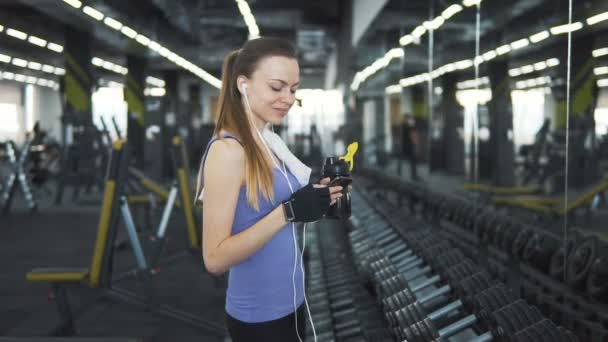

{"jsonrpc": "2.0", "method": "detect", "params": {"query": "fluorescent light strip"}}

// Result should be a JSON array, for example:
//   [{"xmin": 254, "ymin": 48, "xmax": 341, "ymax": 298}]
[
  {"xmin": 462, "ymin": 0, "xmax": 482, "ymax": 7},
  {"xmin": 510, "ymin": 38, "xmax": 529, "ymax": 50},
  {"xmin": 103, "ymin": 17, "xmax": 123, "ymax": 30},
  {"xmin": 550, "ymin": 22, "xmax": 583, "ymax": 35},
  {"xmin": 83, "ymin": 6, "xmax": 104, "ymax": 21},
  {"xmin": 47, "ymin": 43, "xmax": 63, "ymax": 53},
  {"xmin": 0, "ymin": 53, "xmax": 10, "ymax": 63},
  {"xmin": 62, "ymin": 0, "xmax": 82, "ymax": 8},
  {"xmin": 6, "ymin": 28, "xmax": 27, "ymax": 40},
  {"xmin": 28, "ymin": 36, "xmax": 47, "ymax": 47},
  {"xmin": 593, "ymin": 48, "xmax": 608, "ymax": 58},
  {"xmin": 58, "ymin": 0, "xmax": 220, "ymax": 88},
  {"xmin": 236, "ymin": 0, "xmax": 260, "ymax": 39},
  {"xmin": 28, "ymin": 62, "xmax": 42, "ymax": 70},
  {"xmin": 595, "ymin": 67, "xmax": 608, "ymax": 76},
  {"xmin": 529, "ymin": 30, "xmax": 550, "ymax": 43},
  {"xmin": 598, "ymin": 79, "xmax": 608, "ymax": 88},
  {"xmin": 587, "ymin": 11, "xmax": 608, "ymax": 25},
  {"xmin": 12, "ymin": 58, "xmax": 28, "ymax": 67},
  {"xmin": 358, "ymin": 1, "xmax": 474, "ymax": 91}
]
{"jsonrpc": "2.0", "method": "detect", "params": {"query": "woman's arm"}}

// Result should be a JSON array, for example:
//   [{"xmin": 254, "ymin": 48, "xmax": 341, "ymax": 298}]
[{"xmin": 201, "ymin": 139, "xmax": 288, "ymax": 276}]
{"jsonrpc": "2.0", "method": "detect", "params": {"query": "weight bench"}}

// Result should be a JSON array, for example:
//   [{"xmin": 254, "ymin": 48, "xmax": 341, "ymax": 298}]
[{"xmin": 26, "ymin": 139, "xmax": 223, "ymax": 337}]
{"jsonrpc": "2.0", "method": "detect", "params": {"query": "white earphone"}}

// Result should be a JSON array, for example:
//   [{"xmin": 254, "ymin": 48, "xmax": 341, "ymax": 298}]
[{"xmin": 240, "ymin": 81, "xmax": 316, "ymax": 342}]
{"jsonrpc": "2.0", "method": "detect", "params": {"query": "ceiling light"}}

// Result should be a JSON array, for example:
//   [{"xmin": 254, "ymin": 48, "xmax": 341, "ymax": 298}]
[
  {"xmin": 411, "ymin": 25, "xmax": 426, "ymax": 38},
  {"xmin": 158, "ymin": 46, "xmax": 170, "ymax": 58},
  {"xmin": 149, "ymin": 87, "xmax": 166, "ymax": 97},
  {"xmin": 41, "ymin": 64, "xmax": 54, "ymax": 73},
  {"xmin": 509, "ymin": 68, "xmax": 522, "ymax": 77},
  {"xmin": 529, "ymin": 30, "xmax": 550, "ymax": 43},
  {"xmin": 521, "ymin": 65, "xmax": 534, "ymax": 74},
  {"xmin": 3, "ymin": 72, "xmax": 15, "ymax": 80},
  {"xmin": 6, "ymin": 28, "xmax": 27, "ymax": 40},
  {"xmin": 587, "ymin": 11, "xmax": 608, "ymax": 25},
  {"xmin": 54, "ymin": 68, "xmax": 66, "ymax": 75},
  {"xmin": 15, "ymin": 74, "xmax": 26, "ymax": 82},
  {"xmin": 441, "ymin": 4, "xmax": 463, "ymax": 19},
  {"xmin": 28, "ymin": 61, "xmax": 42, "ymax": 70},
  {"xmin": 91, "ymin": 57, "xmax": 103, "ymax": 66},
  {"xmin": 431, "ymin": 16, "xmax": 445, "ymax": 29},
  {"xmin": 47, "ymin": 43, "xmax": 63, "ymax": 53},
  {"xmin": 495, "ymin": 44, "xmax": 511, "ymax": 55},
  {"xmin": 533, "ymin": 61, "xmax": 547, "ymax": 71},
  {"xmin": 83, "ymin": 6, "xmax": 104, "ymax": 21},
  {"xmin": 510, "ymin": 38, "xmax": 529, "ymax": 50},
  {"xmin": 26, "ymin": 76, "xmax": 37, "ymax": 84},
  {"xmin": 0, "ymin": 25, "xmax": 3, "ymax": 33},
  {"xmin": 121, "ymin": 26, "xmax": 138, "ymax": 39},
  {"xmin": 37, "ymin": 79, "xmax": 49, "ymax": 87},
  {"xmin": 28, "ymin": 36, "xmax": 47, "ymax": 47},
  {"xmin": 462, "ymin": 0, "xmax": 481, "ymax": 7},
  {"xmin": 598, "ymin": 79, "xmax": 608, "ymax": 87},
  {"xmin": 386, "ymin": 85, "xmax": 402, "ymax": 94},
  {"xmin": 103, "ymin": 17, "xmax": 122, "ymax": 30},
  {"xmin": 12, "ymin": 58, "xmax": 28, "ymax": 67},
  {"xmin": 148, "ymin": 41, "xmax": 161, "ymax": 52},
  {"xmin": 237, "ymin": 1, "xmax": 252, "ymax": 16},
  {"xmin": 482, "ymin": 50, "xmax": 497, "ymax": 61},
  {"xmin": 135, "ymin": 34, "xmax": 150, "ymax": 46},
  {"xmin": 550, "ymin": 22, "xmax": 583, "ymax": 35},
  {"xmin": 595, "ymin": 66, "xmax": 608, "ymax": 76},
  {"xmin": 62, "ymin": 0, "xmax": 82, "ymax": 8},
  {"xmin": 0, "ymin": 53, "xmax": 10, "ymax": 63},
  {"xmin": 387, "ymin": 48, "xmax": 404, "ymax": 59},
  {"xmin": 546, "ymin": 58, "xmax": 560, "ymax": 67},
  {"xmin": 101, "ymin": 61, "xmax": 113, "ymax": 70},
  {"xmin": 455, "ymin": 60, "xmax": 473, "ymax": 70},
  {"xmin": 400, "ymin": 35, "xmax": 414, "ymax": 46},
  {"xmin": 593, "ymin": 47, "xmax": 608, "ymax": 58},
  {"xmin": 112, "ymin": 65, "xmax": 124, "ymax": 73}
]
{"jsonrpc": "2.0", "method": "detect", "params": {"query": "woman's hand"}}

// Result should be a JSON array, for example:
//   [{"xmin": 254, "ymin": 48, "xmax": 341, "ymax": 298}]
[{"xmin": 317, "ymin": 177, "xmax": 353, "ymax": 205}]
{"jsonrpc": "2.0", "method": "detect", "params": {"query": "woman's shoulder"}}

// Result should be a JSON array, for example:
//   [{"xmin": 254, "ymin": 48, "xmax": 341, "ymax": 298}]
[{"xmin": 207, "ymin": 132, "xmax": 245, "ymax": 165}]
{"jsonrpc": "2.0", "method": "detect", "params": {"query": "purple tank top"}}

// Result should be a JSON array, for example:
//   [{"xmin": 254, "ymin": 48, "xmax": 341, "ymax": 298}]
[{"xmin": 200, "ymin": 134, "xmax": 304, "ymax": 323}]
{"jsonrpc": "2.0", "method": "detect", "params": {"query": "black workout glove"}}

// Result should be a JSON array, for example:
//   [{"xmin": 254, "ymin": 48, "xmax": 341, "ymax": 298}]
[{"xmin": 281, "ymin": 184, "xmax": 331, "ymax": 223}]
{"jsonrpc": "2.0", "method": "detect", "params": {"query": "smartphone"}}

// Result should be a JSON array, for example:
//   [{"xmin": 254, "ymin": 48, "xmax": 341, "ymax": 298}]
[{"xmin": 328, "ymin": 176, "xmax": 353, "ymax": 187}]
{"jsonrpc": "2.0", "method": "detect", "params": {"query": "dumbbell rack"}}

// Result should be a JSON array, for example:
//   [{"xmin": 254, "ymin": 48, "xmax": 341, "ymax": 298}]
[
  {"xmin": 432, "ymin": 197, "xmax": 608, "ymax": 341},
  {"xmin": 357, "ymin": 169, "xmax": 608, "ymax": 341},
  {"xmin": 303, "ymin": 221, "xmax": 393, "ymax": 341},
  {"xmin": 346, "ymin": 189, "xmax": 579, "ymax": 341}
]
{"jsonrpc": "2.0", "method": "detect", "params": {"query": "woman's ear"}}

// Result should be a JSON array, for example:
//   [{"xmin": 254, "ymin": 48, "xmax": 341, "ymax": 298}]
[{"xmin": 237, "ymin": 76, "xmax": 248, "ymax": 95}]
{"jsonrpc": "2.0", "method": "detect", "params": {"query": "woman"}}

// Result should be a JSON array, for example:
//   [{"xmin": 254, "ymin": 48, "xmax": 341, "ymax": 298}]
[{"xmin": 196, "ymin": 37, "xmax": 346, "ymax": 341}]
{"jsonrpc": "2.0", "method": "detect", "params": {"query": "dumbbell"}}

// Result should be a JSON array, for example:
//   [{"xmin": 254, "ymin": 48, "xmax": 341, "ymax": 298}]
[
  {"xmin": 586, "ymin": 255, "xmax": 608, "ymax": 300},
  {"xmin": 375, "ymin": 260, "xmax": 478, "ymax": 310},
  {"xmin": 566, "ymin": 236, "xmax": 597, "ymax": 287},
  {"xmin": 522, "ymin": 231, "xmax": 560, "ymax": 273},
  {"xmin": 393, "ymin": 282, "xmax": 517, "ymax": 339},
  {"xmin": 371, "ymin": 246, "xmax": 464, "ymax": 289},
  {"xmin": 401, "ymin": 299, "xmax": 544, "ymax": 342}
]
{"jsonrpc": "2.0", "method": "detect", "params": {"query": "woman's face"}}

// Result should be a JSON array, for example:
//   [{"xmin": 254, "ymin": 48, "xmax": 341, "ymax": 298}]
[{"xmin": 241, "ymin": 55, "xmax": 299, "ymax": 126}]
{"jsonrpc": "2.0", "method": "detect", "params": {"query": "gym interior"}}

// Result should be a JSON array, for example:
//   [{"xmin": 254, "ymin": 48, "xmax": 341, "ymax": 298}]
[{"xmin": 1, "ymin": 0, "xmax": 608, "ymax": 341}]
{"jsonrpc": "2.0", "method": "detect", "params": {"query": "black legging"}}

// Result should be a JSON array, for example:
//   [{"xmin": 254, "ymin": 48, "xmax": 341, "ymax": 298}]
[{"xmin": 226, "ymin": 305, "xmax": 306, "ymax": 342}]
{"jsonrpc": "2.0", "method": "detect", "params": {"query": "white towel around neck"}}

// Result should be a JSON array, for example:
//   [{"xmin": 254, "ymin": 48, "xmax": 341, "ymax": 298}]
[{"xmin": 262, "ymin": 127, "xmax": 311, "ymax": 187}]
